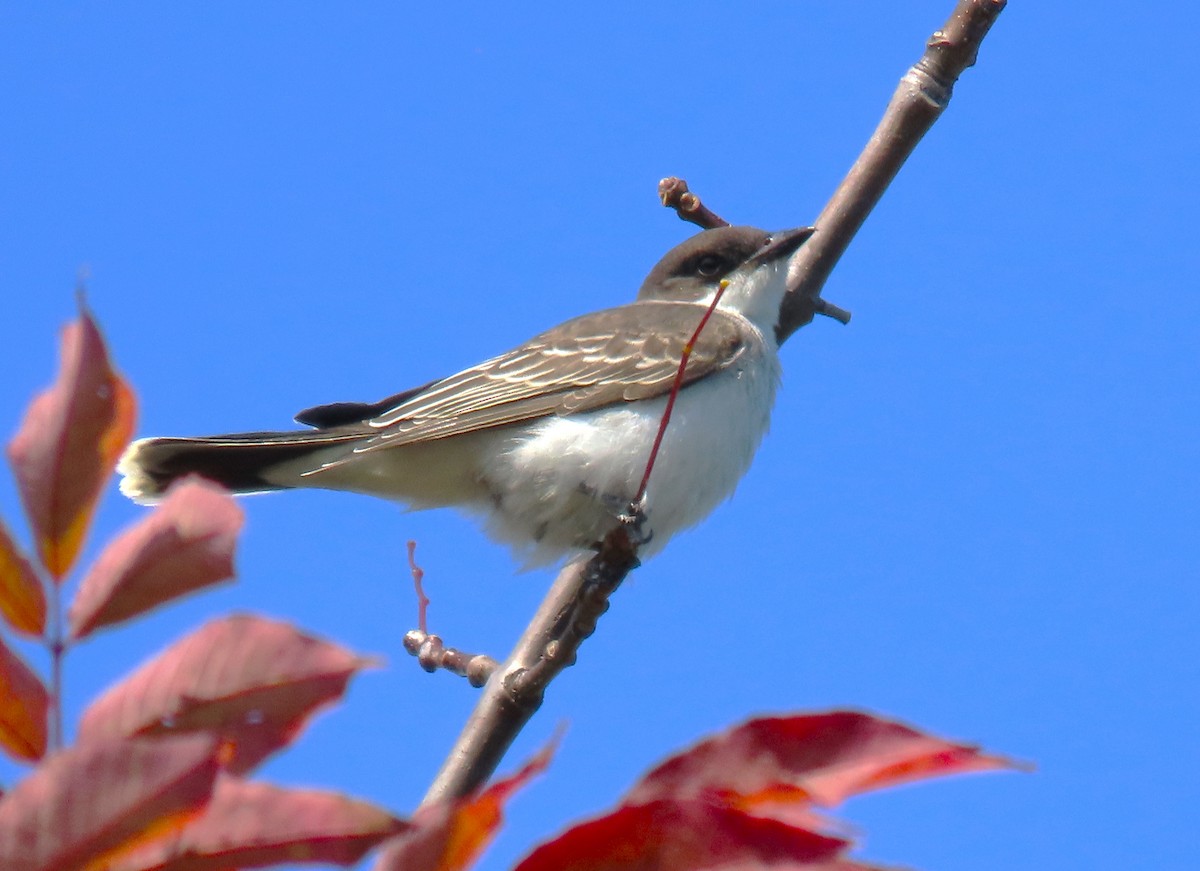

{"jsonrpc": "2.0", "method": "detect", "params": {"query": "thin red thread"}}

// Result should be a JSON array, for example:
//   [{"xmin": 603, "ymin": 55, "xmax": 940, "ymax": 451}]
[
  {"xmin": 407, "ymin": 540, "xmax": 429, "ymax": 634},
  {"xmin": 634, "ymin": 279, "xmax": 730, "ymax": 506}
]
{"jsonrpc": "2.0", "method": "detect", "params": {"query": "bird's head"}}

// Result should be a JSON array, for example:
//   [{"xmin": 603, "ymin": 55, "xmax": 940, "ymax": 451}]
[{"xmin": 637, "ymin": 225, "xmax": 814, "ymax": 339}]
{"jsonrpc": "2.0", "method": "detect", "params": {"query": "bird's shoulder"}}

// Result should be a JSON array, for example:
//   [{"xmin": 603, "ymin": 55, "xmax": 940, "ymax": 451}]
[{"xmin": 524, "ymin": 299, "xmax": 753, "ymax": 369}]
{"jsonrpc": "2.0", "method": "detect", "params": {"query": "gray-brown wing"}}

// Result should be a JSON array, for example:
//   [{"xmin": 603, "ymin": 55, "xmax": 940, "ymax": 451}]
[{"xmin": 357, "ymin": 300, "xmax": 755, "ymax": 450}]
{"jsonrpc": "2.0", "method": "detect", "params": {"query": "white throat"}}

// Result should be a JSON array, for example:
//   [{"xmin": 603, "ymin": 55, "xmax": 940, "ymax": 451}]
[{"xmin": 706, "ymin": 259, "xmax": 791, "ymax": 340}]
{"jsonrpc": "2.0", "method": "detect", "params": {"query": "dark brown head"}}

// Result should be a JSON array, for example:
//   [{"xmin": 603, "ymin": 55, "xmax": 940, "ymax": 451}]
[
  {"xmin": 636, "ymin": 225, "xmax": 815, "ymax": 340},
  {"xmin": 637, "ymin": 226, "xmax": 772, "ymax": 303}
]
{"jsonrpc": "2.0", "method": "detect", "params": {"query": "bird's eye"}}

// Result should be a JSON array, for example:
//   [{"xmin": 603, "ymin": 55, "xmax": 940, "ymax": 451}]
[{"xmin": 695, "ymin": 254, "xmax": 724, "ymax": 277}]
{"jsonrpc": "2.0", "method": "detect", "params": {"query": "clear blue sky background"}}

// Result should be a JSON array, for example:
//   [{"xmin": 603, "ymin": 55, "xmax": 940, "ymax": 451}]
[{"xmin": 2, "ymin": 3, "xmax": 1196, "ymax": 870}]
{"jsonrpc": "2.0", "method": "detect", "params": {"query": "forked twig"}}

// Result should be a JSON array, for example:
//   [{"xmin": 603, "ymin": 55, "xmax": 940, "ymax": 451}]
[
  {"xmin": 421, "ymin": 527, "xmax": 638, "ymax": 803},
  {"xmin": 658, "ymin": 177, "xmax": 730, "ymax": 230},
  {"xmin": 403, "ymin": 630, "xmax": 499, "ymax": 687}
]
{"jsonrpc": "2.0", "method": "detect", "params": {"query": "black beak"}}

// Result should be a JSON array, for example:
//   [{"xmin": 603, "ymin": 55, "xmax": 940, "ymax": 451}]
[{"xmin": 749, "ymin": 226, "xmax": 815, "ymax": 267}]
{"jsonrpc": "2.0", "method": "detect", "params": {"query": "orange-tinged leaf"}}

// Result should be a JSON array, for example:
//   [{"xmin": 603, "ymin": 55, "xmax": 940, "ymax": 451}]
[
  {"xmin": 106, "ymin": 776, "xmax": 409, "ymax": 871},
  {"xmin": 0, "ymin": 632, "xmax": 49, "ymax": 762},
  {"xmin": 69, "ymin": 479, "xmax": 243, "ymax": 639},
  {"xmin": 626, "ymin": 711, "xmax": 1017, "ymax": 811},
  {"xmin": 374, "ymin": 738, "xmax": 555, "ymax": 871},
  {"xmin": 0, "ymin": 518, "xmax": 46, "ymax": 636},
  {"xmin": 440, "ymin": 740, "xmax": 554, "ymax": 871},
  {"xmin": 78, "ymin": 614, "xmax": 374, "ymax": 773},
  {"xmin": 80, "ymin": 806, "xmax": 202, "ymax": 871},
  {"xmin": 7, "ymin": 303, "xmax": 137, "ymax": 579},
  {"xmin": 0, "ymin": 732, "xmax": 224, "ymax": 871},
  {"xmin": 513, "ymin": 799, "xmax": 871, "ymax": 871}
]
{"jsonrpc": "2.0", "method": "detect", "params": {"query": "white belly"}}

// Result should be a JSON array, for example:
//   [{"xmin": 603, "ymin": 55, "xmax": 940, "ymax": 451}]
[{"xmin": 476, "ymin": 341, "xmax": 780, "ymax": 566}]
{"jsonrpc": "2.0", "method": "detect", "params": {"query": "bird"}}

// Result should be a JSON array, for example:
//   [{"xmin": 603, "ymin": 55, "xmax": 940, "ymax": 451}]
[{"xmin": 118, "ymin": 225, "xmax": 814, "ymax": 566}]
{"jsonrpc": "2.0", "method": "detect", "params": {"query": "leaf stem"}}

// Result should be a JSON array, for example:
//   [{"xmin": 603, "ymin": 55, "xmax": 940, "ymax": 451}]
[{"xmin": 48, "ymin": 582, "xmax": 65, "ymax": 751}]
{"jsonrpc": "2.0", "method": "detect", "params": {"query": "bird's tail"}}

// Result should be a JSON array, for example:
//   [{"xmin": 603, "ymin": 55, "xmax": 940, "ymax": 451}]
[{"xmin": 117, "ymin": 430, "xmax": 364, "ymax": 504}]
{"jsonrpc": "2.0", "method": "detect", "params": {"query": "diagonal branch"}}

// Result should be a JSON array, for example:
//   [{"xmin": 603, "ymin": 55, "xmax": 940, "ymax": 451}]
[
  {"xmin": 421, "ymin": 529, "xmax": 638, "ymax": 804},
  {"xmin": 419, "ymin": 0, "xmax": 1006, "ymax": 806},
  {"xmin": 777, "ymin": 0, "xmax": 1006, "ymax": 342}
]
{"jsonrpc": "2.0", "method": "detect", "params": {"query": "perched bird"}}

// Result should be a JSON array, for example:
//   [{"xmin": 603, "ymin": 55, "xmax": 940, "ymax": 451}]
[{"xmin": 119, "ymin": 225, "xmax": 813, "ymax": 565}]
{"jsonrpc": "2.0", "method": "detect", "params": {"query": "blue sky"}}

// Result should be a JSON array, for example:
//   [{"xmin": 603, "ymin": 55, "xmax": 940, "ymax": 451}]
[{"xmin": 2, "ymin": 3, "xmax": 1197, "ymax": 869}]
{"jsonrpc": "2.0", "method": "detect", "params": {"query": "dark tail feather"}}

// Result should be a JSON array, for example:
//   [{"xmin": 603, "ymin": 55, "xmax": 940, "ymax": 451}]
[{"xmin": 117, "ymin": 430, "xmax": 361, "ymax": 503}]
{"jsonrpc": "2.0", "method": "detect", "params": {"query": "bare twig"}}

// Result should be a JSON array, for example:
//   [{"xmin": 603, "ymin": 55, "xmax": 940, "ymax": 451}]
[
  {"xmin": 402, "ymin": 542, "xmax": 497, "ymax": 684},
  {"xmin": 658, "ymin": 177, "xmax": 730, "ymax": 230},
  {"xmin": 420, "ymin": 527, "xmax": 638, "ymax": 804},
  {"xmin": 407, "ymin": 540, "xmax": 430, "ymax": 635},
  {"xmin": 777, "ymin": 0, "xmax": 1006, "ymax": 342},
  {"xmin": 49, "ymin": 587, "xmax": 64, "ymax": 751},
  {"xmin": 403, "ymin": 630, "xmax": 499, "ymax": 687}
]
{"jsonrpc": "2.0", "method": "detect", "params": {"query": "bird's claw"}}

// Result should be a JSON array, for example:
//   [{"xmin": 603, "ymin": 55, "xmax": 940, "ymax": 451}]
[
  {"xmin": 616, "ymin": 497, "xmax": 653, "ymax": 548},
  {"xmin": 588, "ymin": 489, "xmax": 653, "ymax": 550}
]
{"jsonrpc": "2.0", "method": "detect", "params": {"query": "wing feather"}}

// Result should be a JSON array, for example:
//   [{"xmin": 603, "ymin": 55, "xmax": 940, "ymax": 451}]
[{"xmin": 352, "ymin": 300, "xmax": 754, "ymax": 451}]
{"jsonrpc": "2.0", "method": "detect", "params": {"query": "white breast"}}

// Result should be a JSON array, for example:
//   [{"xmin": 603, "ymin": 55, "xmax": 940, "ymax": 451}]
[{"xmin": 476, "ymin": 332, "xmax": 781, "ymax": 566}]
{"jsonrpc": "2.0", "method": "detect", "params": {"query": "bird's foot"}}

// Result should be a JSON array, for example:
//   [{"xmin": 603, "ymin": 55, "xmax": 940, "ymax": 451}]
[
  {"xmin": 581, "ymin": 485, "xmax": 654, "ymax": 550},
  {"xmin": 610, "ymin": 494, "xmax": 653, "ymax": 548}
]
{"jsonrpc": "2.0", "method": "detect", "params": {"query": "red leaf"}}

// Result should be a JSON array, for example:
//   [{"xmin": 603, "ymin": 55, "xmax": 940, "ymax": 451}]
[
  {"xmin": 7, "ymin": 304, "xmax": 136, "ymax": 580},
  {"xmin": 374, "ymin": 739, "xmax": 554, "ymax": 871},
  {"xmin": 514, "ymin": 800, "xmax": 870, "ymax": 871},
  {"xmin": 0, "ymin": 633, "xmax": 49, "ymax": 762},
  {"xmin": 106, "ymin": 776, "xmax": 408, "ymax": 871},
  {"xmin": 77, "ymin": 614, "xmax": 374, "ymax": 773},
  {"xmin": 69, "ymin": 479, "xmax": 243, "ymax": 639},
  {"xmin": 626, "ymin": 711, "xmax": 1016, "ymax": 812},
  {"xmin": 0, "ymin": 519, "xmax": 46, "ymax": 636},
  {"xmin": 0, "ymin": 732, "xmax": 224, "ymax": 871}
]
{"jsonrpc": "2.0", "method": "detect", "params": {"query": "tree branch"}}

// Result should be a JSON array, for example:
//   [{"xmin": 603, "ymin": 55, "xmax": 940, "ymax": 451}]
[
  {"xmin": 420, "ymin": 528, "xmax": 638, "ymax": 804},
  {"xmin": 777, "ymin": 0, "xmax": 1006, "ymax": 342}
]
